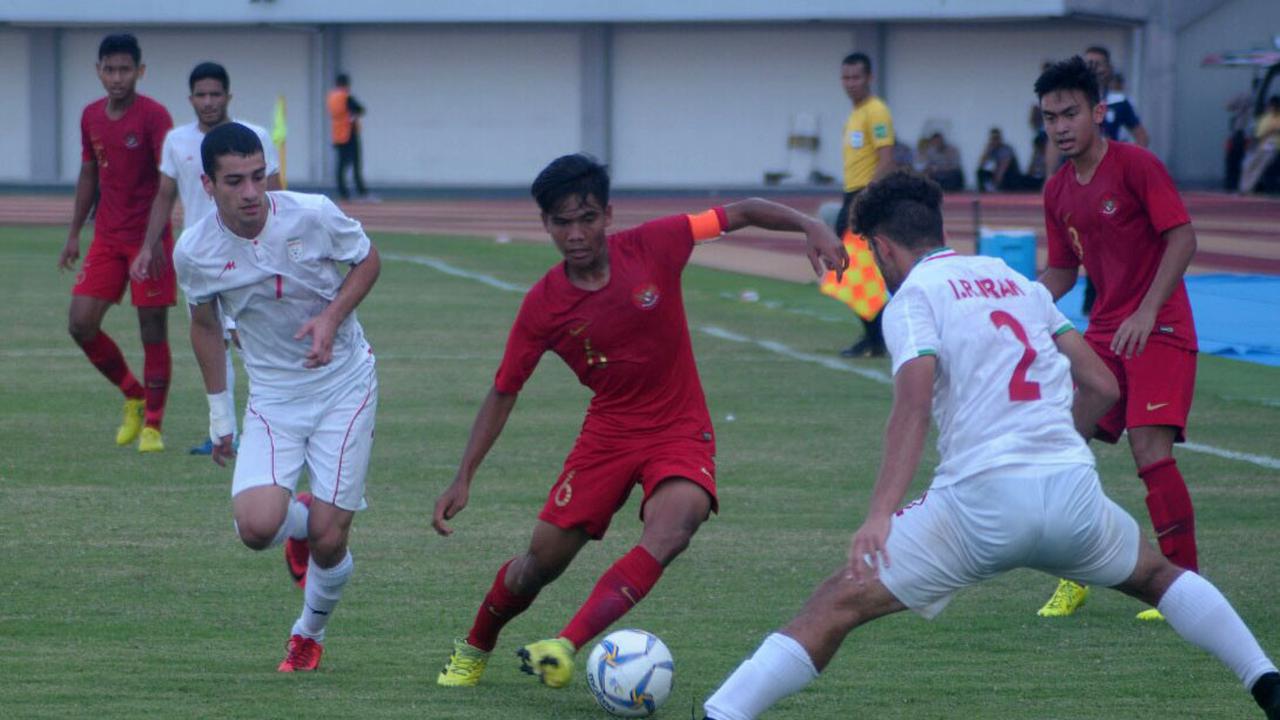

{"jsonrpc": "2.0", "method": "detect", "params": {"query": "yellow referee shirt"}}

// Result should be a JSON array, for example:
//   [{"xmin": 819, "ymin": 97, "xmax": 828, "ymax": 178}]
[{"xmin": 842, "ymin": 96, "xmax": 894, "ymax": 192}]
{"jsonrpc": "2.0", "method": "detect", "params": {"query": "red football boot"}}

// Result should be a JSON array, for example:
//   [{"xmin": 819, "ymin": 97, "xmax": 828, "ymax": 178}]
[{"xmin": 277, "ymin": 634, "xmax": 323, "ymax": 672}]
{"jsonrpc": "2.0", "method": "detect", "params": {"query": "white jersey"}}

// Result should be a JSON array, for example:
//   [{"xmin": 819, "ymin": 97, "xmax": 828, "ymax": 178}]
[
  {"xmin": 174, "ymin": 191, "xmax": 374, "ymax": 398},
  {"xmin": 160, "ymin": 119, "xmax": 279, "ymax": 231},
  {"xmin": 883, "ymin": 248, "xmax": 1092, "ymax": 487}
]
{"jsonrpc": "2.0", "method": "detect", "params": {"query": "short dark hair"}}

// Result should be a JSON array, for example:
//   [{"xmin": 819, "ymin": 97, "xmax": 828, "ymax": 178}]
[
  {"xmin": 336, "ymin": 73, "xmax": 350, "ymax": 87},
  {"xmin": 851, "ymin": 170, "xmax": 944, "ymax": 251},
  {"xmin": 531, "ymin": 154, "xmax": 610, "ymax": 214},
  {"xmin": 98, "ymin": 34, "xmax": 141, "ymax": 64},
  {"xmin": 842, "ymin": 52, "xmax": 872, "ymax": 73},
  {"xmin": 1084, "ymin": 45, "xmax": 1111, "ymax": 62},
  {"xmin": 1034, "ymin": 56, "xmax": 1101, "ymax": 106},
  {"xmin": 1268, "ymin": 95, "xmax": 1280, "ymax": 110},
  {"xmin": 201, "ymin": 122, "xmax": 264, "ymax": 178},
  {"xmin": 189, "ymin": 62, "xmax": 229, "ymax": 93}
]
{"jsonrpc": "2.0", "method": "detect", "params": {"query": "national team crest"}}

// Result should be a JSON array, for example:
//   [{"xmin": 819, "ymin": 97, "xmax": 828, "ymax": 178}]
[
  {"xmin": 124, "ymin": 133, "xmax": 139, "ymax": 149},
  {"xmin": 632, "ymin": 283, "xmax": 660, "ymax": 310},
  {"xmin": 287, "ymin": 238, "xmax": 303, "ymax": 262},
  {"xmin": 1101, "ymin": 199, "xmax": 1117, "ymax": 215}
]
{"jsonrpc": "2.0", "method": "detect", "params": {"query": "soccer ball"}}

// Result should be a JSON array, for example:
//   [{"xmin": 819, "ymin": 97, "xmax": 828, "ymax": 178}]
[{"xmin": 585, "ymin": 629, "xmax": 675, "ymax": 717}]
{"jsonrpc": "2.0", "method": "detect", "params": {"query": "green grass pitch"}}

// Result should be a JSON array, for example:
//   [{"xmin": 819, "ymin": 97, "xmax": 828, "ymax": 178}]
[{"xmin": 1, "ymin": 225, "xmax": 1277, "ymax": 718}]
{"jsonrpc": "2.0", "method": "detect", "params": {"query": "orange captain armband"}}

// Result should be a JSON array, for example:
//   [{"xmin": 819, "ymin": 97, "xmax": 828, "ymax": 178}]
[{"xmin": 687, "ymin": 207, "xmax": 728, "ymax": 244}]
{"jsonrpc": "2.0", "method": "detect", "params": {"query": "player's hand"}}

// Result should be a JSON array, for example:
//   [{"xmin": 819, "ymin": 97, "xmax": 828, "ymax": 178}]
[
  {"xmin": 846, "ymin": 512, "xmax": 892, "ymax": 586},
  {"xmin": 58, "ymin": 235, "xmax": 81, "ymax": 272},
  {"xmin": 210, "ymin": 434, "xmax": 236, "ymax": 467},
  {"xmin": 432, "ymin": 479, "xmax": 471, "ymax": 536},
  {"xmin": 1111, "ymin": 307, "xmax": 1156, "ymax": 359},
  {"xmin": 296, "ymin": 313, "xmax": 338, "ymax": 368},
  {"xmin": 805, "ymin": 221, "xmax": 848, "ymax": 282},
  {"xmin": 129, "ymin": 244, "xmax": 169, "ymax": 283}
]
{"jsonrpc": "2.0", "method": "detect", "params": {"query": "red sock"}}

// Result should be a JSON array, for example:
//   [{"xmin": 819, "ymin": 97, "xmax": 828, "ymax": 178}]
[
  {"xmin": 560, "ymin": 546, "xmax": 664, "ymax": 650},
  {"xmin": 80, "ymin": 332, "xmax": 144, "ymax": 399},
  {"xmin": 1139, "ymin": 457, "xmax": 1198, "ymax": 572},
  {"xmin": 142, "ymin": 341, "xmax": 171, "ymax": 429},
  {"xmin": 465, "ymin": 559, "xmax": 538, "ymax": 652}
]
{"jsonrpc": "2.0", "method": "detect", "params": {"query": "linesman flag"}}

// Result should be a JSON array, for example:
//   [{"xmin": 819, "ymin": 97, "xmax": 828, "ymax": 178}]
[
  {"xmin": 819, "ymin": 230, "xmax": 888, "ymax": 321},
  {"xmin": 272, "ymin": 95, "xmax": 288, "ymax": 189}
]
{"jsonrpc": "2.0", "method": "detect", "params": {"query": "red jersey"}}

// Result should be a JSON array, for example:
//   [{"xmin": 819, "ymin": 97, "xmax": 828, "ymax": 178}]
[
  {"xmin": 80, "ymin": 94, "xmax": 173, "ymax": 245},
  {"xmin": 1044, "ymin": 141, "xmax": 1196, "ymax": 350},
  {"xmin": 495, "ymin": 210, "xmax": 726, "ymax": 440}
]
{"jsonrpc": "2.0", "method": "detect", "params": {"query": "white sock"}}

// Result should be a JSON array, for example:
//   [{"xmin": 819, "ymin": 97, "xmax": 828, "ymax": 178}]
[
  {"xmin": 1158, "ymin": 571, "xmax": 1278, "ymax": 689},
  {"xmin": 704, "ymin": 633, "xmax": 819, "ymax": 720},
  {"xmin": 224, "ymin": 346, "xmax": 238, "ymax": 439},
  {"xmin": 292, "ymin": 550, "xmax": 353, "ymax": 642}
]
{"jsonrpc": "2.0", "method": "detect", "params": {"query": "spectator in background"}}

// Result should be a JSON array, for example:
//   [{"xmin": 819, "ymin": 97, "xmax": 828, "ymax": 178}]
[
  {"xmin": 1225, "ymin": 88, "xmax": 1255, "ymax": 191},
  {"xmin": 1085, "ymin": 45, "xmax": 1150, "ymax": 148},
  {"xmin": 918, "ymin": 131, "xmax": 963, "ymax": 191},
  {"xmin": 1239, "ymin": 95, "xmax": 1280, "ymax": 194},
  {"xmin": 976, "ymin": 127, "xmax": 1026, "ymax": 192},
  {"xmin": 327, "ymin": 73, "xmax": 374, "ymax": 202}
]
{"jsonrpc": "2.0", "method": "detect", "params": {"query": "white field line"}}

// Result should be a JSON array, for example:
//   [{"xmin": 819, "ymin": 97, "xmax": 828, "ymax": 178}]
[{"xmin": 386, "ymin": 252, "xmax": 1280, "ymax": 472}]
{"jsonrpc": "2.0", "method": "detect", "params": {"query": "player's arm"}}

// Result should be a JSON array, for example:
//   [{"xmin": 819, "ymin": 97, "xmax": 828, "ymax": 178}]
[
  {"xmin": 721, "ymin": 198, "xmax": 849, "ymax": 280},
  {"xmin": 1038, "ymin": 266, "xmax": 1078, "ymax": 300},
  {"xmin": 871, "ymin": 145, "xmax": 896, "ymax": 182},
  {"xmin": 190, "ymin": 299, "xmax": 236, "ymax": 465},
  {"xmin": 296, "ymin": 245, "xmax": 381, "ymax": 368},
  {"xmin": 847, "ymin": 355, "xmax": 934, "ymax": 585},
  {"xmin": 1038, "ymin": 194, "xmax": 1079, "ymax": 301},
  {"xmin": 1112, "ymin": 222, "xmax": 1195, "ymax": 359},
  {"xmin": 59, "ymin": 160, "xmax": 98, "ymax": 271},
  {"xmin": 432, "ymin": 386, "xmax": 520, "ymax": 536},
  {"xmin": 1053, "ymin": 328, "xmax": 1119, "ymax": 438},
  {"xmin": 131, "ymin": 173, "xmax": 179, "ymax": 282},
  {"xmin": 1131, "ymin": 124, "xmax": 1150, "ymax": 148}
]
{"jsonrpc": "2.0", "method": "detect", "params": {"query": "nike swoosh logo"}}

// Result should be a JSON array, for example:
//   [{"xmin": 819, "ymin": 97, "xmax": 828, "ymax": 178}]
[
  {"xmin": 620, "ymin": 586, "xmax": 638, "ymax": 606},
  {"xmin": 569, "ymin": 323, "xmax": 588, "ymax": 336},
  {"xmin": 1146, "ymin": 402, "xmax": 1169, "ymax": 411},
  {"xmin": 700, "ymin": 467, "xmax": 713, "ymax": 480}
]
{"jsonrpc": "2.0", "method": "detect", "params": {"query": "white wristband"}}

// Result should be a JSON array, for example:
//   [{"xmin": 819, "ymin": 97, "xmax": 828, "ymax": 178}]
[{"xmin": 208, "ymin": 391, "xmax": 235, "ymax": 444}]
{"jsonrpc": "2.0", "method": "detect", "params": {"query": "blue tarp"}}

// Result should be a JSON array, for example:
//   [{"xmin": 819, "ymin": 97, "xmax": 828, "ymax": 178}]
[{"xmin": 1056, "ymin": 274, "xmax": 1280, "ymax": 367}]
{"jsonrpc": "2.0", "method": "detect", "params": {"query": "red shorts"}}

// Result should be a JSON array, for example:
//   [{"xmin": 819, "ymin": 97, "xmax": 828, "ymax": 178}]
[
  {"xmin": 72, "ymin": 231, "xmax": 175, "ymax": 307},
  {"xmin": 1087, "ymin": 334, "xmax": 1196, "ymax": 444},
  {"xmin": 539, "ymin": 431, "xmax": 718, "ymax": 540}
]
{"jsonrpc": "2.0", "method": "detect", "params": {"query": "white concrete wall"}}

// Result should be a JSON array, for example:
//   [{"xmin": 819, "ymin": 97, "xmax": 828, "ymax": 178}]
[
  {"xmin": 612, "ymin": 25, "xmax": 858, "ymax": 186},
  {"xmin": 342, "ymin": 27, "xmax": 582, "ymax": 185},
  {"xmin": 59, "ymin": 29, "xmax": 314, "ymax": 183},
  {"xmin": 1173, "ymin": 0, "xmax": 1280, "ymax": 186},
  {"xmin": 885, "ymin": 22, "xmax": 1130, "ymax": 189},
  {"xmin": 0, "ymin": 31, "xmax": 32, "ymax": 181}
]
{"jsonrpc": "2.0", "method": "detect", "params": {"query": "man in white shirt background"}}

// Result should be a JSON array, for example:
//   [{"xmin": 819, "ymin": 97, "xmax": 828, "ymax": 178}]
[{"xmin": 132, "ymin": 61, "xmax": 281, "ymax": 454}]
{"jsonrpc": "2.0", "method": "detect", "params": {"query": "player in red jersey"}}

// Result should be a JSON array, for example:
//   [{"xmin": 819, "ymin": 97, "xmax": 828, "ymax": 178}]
[
  {"xmin": 1034, "ymin": 56, "xmax": 1200, "ymax": 620},
  {"xmin": 433, "ymin": 153, "xmax": 849, "ymax": 689},
  {"xmin": 56, "ymin": 34, "xmax": 175, "ymax": 453}
]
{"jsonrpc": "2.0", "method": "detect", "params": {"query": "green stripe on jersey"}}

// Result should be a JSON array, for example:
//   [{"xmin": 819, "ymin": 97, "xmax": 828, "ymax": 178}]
[{"xmin": 1053, "ymin": 323, "xmax": 1075, "ymax": 337}]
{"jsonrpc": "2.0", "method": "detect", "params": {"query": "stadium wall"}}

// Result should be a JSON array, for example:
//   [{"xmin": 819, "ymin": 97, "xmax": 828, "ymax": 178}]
[
  {"xmin": 0, "ymin": 30, "xmax": 32, "ymax": 181},
  {"xmin": 5, "ymin": 19, "xmax": 1152, "ymax": 190}
]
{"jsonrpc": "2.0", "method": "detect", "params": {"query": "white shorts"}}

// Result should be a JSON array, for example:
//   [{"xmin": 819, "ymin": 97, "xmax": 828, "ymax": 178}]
[
  {"xmin": 879, "ymin": 463, "xmax": 1140, "ymax": 619},
  {"xmin": 232, "ymin": 366, "xmax": 378, "ymax": 512}
]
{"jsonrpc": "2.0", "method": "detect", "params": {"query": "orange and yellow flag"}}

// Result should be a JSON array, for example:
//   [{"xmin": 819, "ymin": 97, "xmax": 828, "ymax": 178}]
[{"xmin": 819, "ymin": 230, "xmax": 888, "ymax": 321}]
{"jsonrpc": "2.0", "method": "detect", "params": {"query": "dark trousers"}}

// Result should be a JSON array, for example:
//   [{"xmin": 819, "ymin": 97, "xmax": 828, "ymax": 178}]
[{"xmin": 335, "ymin": 134, "xmax": 367, "ymax": 199}]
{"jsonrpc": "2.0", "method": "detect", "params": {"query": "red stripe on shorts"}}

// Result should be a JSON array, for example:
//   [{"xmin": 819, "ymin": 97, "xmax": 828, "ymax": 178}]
[
  {"xmin": 332, "ymin": 384, "xmax": 374, "ymax": 505},
  {"xmin": 247, "ymin": 403, "xmax": 278, "ymax": 485}
]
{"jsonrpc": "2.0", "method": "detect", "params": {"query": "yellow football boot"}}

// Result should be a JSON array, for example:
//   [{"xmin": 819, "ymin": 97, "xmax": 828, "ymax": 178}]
[
  {"xmin": 517, "ymin": 637, "xmax": 575, "ymax": 688},
  {"xmin": 1037, "ymin": 579, "xmax": 1090, "ymax": 617},
  {"xmin": 438, "ymin": 638, "xmax": 490, "ymax": 687},
  {"xmin": 1136, "ymin": 608, "xmax": 1166, "ymax": 621},
  {"xmin": 137, "ymin": 426, "xmax": 165, "ymax": 453},
  {"xmin": 115, "ymin": 398, "xmax": 145, "ymax": 446}
]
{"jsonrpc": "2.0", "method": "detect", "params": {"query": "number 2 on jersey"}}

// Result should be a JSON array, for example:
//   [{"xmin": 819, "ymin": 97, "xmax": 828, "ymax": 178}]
[{"xmin": 989, "ymin": 310, "xmax": 1041, "ymax": 402}]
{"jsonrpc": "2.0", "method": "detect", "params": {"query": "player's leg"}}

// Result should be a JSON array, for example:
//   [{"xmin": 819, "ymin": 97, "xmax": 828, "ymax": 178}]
[
  {"xmin": 351, "ymin": 133, "xmax": 368, "ymax": 197},
  {"xmin": 68, "ymin": 246, "xmax": 147, "ymax": 445},
  {"xmin": 276, "ymin": 375, "xmax": 375, "ymax": 672},
  {"xmin": 231, "ymin": 395, "xmax": 311, "ymax": 553},
  {"xmin": 442, "ymin": 520, "xmax": 590, "ymax": 686},
  {"xmin": 704, "ymin": 571, "xmax": 906, "ymax": 720},
  {"xmin": 335, "ymin": 143, "xmax": 351, "ymax": 200},
  {"xmin": 1112, "ymin": 541, "xmax": 1279, "ymax": 715},
  {"xmin": 134, "ymin": 306, "xmax": 170, "ymax": 452}
]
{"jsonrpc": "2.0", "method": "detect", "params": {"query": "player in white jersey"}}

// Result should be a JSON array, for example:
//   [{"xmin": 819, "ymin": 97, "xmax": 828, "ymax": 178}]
[
  {"xmin": 173, "ymin": 123, "xmax": 381, "ymax": 673},
  {"xmin": 702, "ymin": 171, "xmax": 1280, "ymax": 719},
  {"xmin": 133, "ymin": 62, "xmax": 281, "ymax": 455}
]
